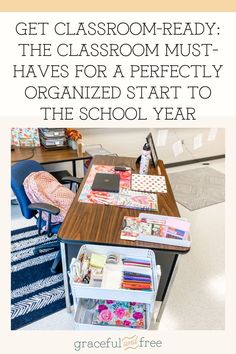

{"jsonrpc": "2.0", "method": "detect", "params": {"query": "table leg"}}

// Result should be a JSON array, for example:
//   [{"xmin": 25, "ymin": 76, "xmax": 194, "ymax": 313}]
[
  {"xmin": 72, "ymin": 161, "xmax": 76, "ymax": 177},
  {"xmin": 156, "ymin": 254, "xmax": 180, "ymax": 327},
  {"xmin": 60, "ymin": 242, "xmax": 72, "ymax": 313}
]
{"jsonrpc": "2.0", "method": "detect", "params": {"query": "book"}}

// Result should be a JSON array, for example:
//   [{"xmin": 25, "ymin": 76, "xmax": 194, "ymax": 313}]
[
  {"xmin": 79, "ymin": 165, "xmax": 159, "ymax": 211},
  {"xmin": 131, "ymin": 174, "xmax": 167, "ymax": 193},
  {"xmin": 120, "ymin": 214, "xmax": 191, "ymax": 247},
  {"xmin": 118, "ymin": 189, "xmax": 158, "ymax": 211}
]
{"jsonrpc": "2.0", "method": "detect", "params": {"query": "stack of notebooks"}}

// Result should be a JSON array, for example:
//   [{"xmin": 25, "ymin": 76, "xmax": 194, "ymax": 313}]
[
  {"xmin": 121, "ymin": 257, "xmax": 152, "ymax": 291},
  {"xmin": 121, "ymin": 213, "xmax": 191, "ymax": 247},
  {"xmin": 121, "ymin": 271, "xmax": 152, "ymax": 291},
  {"xmin": 122, "ymin": 257, "xmax": 151, "ymax": 267},
  {"xmin": 79, "ymin": 165, "xmax": 159, "ymax": 211}
]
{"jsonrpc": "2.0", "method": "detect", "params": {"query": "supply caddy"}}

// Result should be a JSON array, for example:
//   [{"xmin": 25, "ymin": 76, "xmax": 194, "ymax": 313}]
[{"xmin": 69, "ymin": 244, "xmax": 161, "ymax": 330}]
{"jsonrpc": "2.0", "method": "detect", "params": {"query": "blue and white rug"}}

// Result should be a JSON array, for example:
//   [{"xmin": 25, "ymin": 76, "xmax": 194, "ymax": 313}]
[{"xmin": 11, "ymin": 226, "xmax": 66, "ymax": 330}]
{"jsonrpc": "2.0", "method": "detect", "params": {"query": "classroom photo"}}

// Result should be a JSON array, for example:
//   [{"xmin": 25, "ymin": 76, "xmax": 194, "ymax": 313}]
[{"xmin": 11, "ymin": 128, "xmax": 225, "ymax": 331}]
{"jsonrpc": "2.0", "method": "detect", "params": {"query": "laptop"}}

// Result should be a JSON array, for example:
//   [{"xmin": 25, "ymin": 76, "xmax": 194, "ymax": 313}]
[{"xmin": 91, "ymin": 173, "xmax": 120, "ymax": 193}]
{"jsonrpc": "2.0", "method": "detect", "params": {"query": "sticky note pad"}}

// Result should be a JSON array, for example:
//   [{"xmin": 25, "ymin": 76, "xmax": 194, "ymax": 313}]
[{"xmin": 90, "ymin": 253, "xmax": 107, "ymax": 268}]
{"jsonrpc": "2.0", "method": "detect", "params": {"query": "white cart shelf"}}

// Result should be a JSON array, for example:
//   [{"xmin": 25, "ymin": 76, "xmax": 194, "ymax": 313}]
[{"xmin": 69, "ymin": 244, "xmax": 161, "ymax": 330}]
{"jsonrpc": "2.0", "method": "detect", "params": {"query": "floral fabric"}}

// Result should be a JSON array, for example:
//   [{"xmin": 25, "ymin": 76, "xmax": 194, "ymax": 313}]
[
  {"xmin": 11, "ymin": 128, "xmax": 40, "ymax": 147},
  {"xmin": 23, "ymin": 171, "xmax": 75, "ymax": 225},
  {"xmin": 92, "ymin": 300, "xmax": 146, "ymax": 329}
]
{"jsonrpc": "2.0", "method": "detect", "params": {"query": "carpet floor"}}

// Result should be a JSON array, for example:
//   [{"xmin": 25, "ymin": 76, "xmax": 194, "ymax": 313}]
[
  {"xmin": 168, "ymin": 167, "xmax": 225, "ymax": 211},
  {"xmin": 11, "ymin": 226, "xmax": 66, "ymax": 330}
]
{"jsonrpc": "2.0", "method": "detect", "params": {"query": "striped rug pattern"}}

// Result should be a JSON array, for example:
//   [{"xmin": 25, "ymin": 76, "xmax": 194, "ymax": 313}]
[{"xmin": 11, "ymin": 226, "xmax": 66, "ymax": 330}]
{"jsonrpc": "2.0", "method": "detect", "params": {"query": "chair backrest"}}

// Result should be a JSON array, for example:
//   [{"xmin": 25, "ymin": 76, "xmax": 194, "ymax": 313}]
[{"xmin": 11, "ymin": 160, "xmax": 45, "ymax": 219}]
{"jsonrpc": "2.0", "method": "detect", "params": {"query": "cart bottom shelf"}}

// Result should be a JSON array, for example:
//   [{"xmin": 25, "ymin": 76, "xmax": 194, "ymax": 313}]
[{"xmin": 74, "ymin": 299, "xmax": 154, "ymax": 331}]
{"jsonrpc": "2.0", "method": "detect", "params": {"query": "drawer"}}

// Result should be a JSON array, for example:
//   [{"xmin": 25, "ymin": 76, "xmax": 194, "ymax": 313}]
[
  {"xmin": 74, "ymin": 298, "xmax": 153, "ymax": 330},
  {"xmin": 69, "ymin": 244, "xmax": 161, "ymax": 304}
]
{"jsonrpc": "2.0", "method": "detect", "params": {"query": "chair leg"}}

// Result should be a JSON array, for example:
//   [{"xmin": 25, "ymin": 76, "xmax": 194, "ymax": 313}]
[
  {"xmin": 33, "ymin": 241, "xmax": 60, "ymax": 255},
  {"xmin": 50, "ymin": 251, "xmax": 62, "ymax": 274},
  {"xmin": 33, "ymin": 241, "xmax": 62, "ymax": 274}
]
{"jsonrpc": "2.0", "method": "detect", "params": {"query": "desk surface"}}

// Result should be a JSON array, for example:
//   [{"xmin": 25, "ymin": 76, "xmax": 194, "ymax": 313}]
[
  {"xmin": 58, "ymin": 155, "xmax": 190, "ymax": 253},
  {"xmin": 11, "ymin": 146, "xmax": 90, "ymax": 165}
]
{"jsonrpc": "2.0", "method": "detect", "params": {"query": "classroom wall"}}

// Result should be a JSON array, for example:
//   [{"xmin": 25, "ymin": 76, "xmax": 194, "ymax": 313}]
[
  {"xmin": 44, "ymin": 128, "xmax": 225, "ymax": 177},
  {"xmin": 80, "ymin": 127, "xmax": 225, "ymax": 161}
]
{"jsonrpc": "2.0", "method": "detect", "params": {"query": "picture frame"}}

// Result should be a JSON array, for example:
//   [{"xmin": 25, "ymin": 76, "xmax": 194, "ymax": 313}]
[{"xmin": 146, "ymin": 132, "xmax": 158, "ymax": 168}]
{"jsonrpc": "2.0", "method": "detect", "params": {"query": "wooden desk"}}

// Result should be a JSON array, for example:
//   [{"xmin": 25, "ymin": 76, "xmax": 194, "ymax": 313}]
[
  {"xmin": 58, "ymin": 155, "xmax": 191, "ymax": 324},
  {"xmin": 11, "ymin": 146, "xmax": 91, "ymax": 176},
  {"xmin": 59, "ymin": 155, "xmax": 188, "ymax": 252}
]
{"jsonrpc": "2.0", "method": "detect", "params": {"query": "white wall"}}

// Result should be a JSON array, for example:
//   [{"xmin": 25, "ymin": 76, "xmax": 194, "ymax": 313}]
[
  {"xmin": 80, "ymin": 128, "xmax": 225, "ymax": 162},
  {"xmin": 43, "ymin": 128, "xmax": 225, "ymax": 177}
]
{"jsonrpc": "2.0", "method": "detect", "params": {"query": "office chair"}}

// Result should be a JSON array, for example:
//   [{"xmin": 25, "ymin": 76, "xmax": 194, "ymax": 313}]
[{"xmin": 11, "ymin": 160, "xmax": 82, "ymax": 274}]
